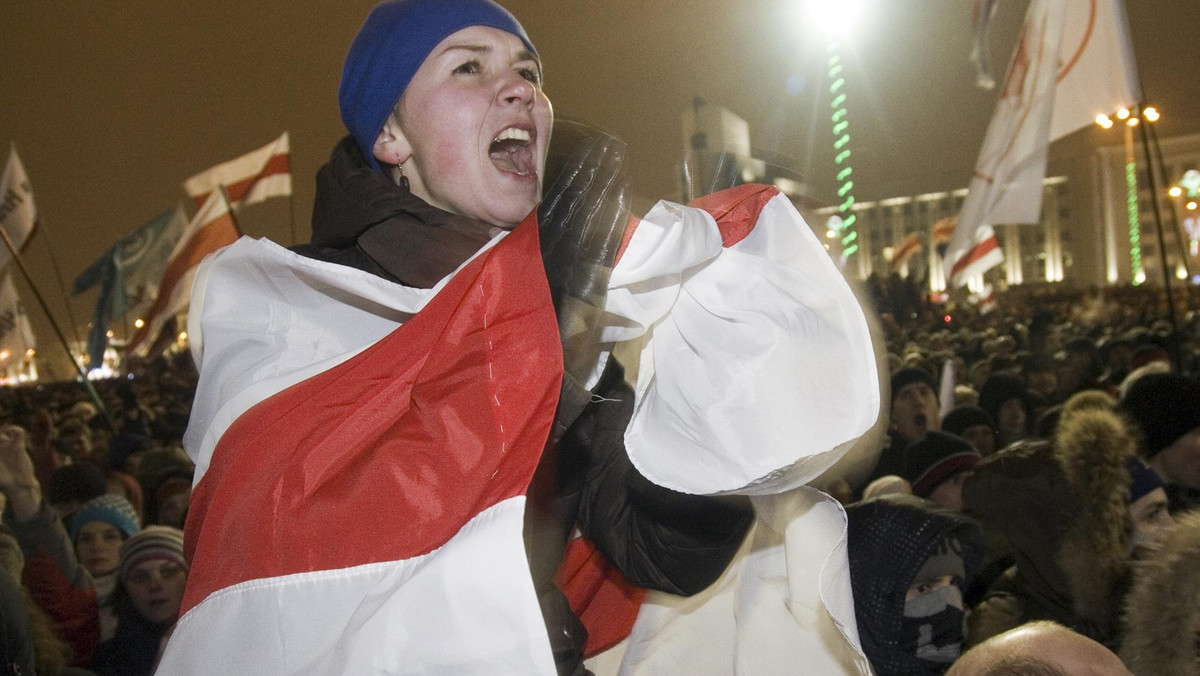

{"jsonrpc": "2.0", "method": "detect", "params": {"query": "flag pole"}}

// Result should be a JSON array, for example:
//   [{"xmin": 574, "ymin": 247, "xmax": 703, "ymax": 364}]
[
  {"xmin": 31, "ymin": 216, "xmax": 85, "ymax": 349},
  {"xmin": 1134, "ymin": 103, "xmax": 1182, "ymax": 344},
  {"xmin": 1144, "ymin": 113, "xmax": 1193, "ymax": 278},
  {"xmin": 0, "ymin": 224, "xmax": 112, "ymax": 427}
]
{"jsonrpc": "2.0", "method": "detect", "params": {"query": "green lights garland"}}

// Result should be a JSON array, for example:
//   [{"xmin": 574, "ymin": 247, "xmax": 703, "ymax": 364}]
[
  {"xmin": 827, "ymin": 43, "xmax": 858, "ymax": 260},
  {"xmin": 1125, "ymin": 160, "xmax": 1143, "ymax": 284}
]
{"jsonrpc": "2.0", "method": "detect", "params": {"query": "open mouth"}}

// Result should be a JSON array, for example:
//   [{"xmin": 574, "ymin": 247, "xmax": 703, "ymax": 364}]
[
  {"xmin": 489, "ymin": 127, "xmax": 536, "ymax": 177},
  {"xmin": 913, "ymin": 413, "xmax": 928, "ymax": 429}
]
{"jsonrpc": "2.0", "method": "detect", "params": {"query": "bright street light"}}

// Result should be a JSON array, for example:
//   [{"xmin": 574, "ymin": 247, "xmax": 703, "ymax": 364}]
[
  {"xmin": 1169, "ymin": 186, "xmax": 1183, "ymax": 198},
  {"xmin": 1095, "ymin": 114, "xmax": 1113, "ymax": 129},
  {"xmin": 1116, "ymin": 107, "xmax": 1131, "ymax": 120},
  {"xmin": 1144, "ymin": 106, "xmax": 1160, "ymax": 122},
  {"xmin": 799, "ymin": 0, "xmax": 867, "ymax": 40}
]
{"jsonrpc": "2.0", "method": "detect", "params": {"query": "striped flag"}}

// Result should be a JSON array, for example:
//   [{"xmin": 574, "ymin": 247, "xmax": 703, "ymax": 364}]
[
  {"xmin": 0, "ymin": 146, "xmax": 37, "ymax": 271},
  {"xmin": 72, "ymin": 206, "xmax": 188, "ymax": 369},
  {"xmin": 127, "ymin": 192, "xmax": 239, "ymax": 357},
  {"xmin": 889, "ymin": 232, "xmax": 923, "ymax": 273},
  {"xmin": 0, "ymin": 272, "xmax": 35, "ymax": 367},
  {"xmin": 944, "ymin": 0, "xmax": 1141, "ymax": 287},
  {"xmin": 183, "ymin": 133, "xmax": 291, "ymax": 211},
  {"xmin": 160, "ymin": 185, "xmax": 879, "ymax": 674}
]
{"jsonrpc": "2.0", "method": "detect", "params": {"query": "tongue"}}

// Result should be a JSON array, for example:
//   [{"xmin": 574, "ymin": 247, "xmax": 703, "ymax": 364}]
[{"xmin": 490, "ymin": 143, "xmax": 535, "ymax": 176}]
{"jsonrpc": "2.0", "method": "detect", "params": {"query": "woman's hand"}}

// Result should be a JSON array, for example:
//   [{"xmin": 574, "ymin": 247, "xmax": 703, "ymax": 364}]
[{"xmin": 0, "ymin": 424, "xmax": 42, "ymax": 521}]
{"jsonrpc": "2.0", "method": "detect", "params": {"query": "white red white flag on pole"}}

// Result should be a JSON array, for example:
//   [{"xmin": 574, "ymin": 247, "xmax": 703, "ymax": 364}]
[
  {"xmin": 0, "ymin": 146, "xmax": 38, "ymax": 272},
  {"xmin": 889, "ymin": 232, "xmax": 922, "ymax": 273},
  {"xmin": 183, "ymin": 132, "xmax": 291, "ymax": 211},
  {"xmin": 127, "ymin": 190, "xmax": 239, "ymax": 356},
  {"xmin": 945, "ymin": 0, "xmax": 1141, "ymax": 287}
]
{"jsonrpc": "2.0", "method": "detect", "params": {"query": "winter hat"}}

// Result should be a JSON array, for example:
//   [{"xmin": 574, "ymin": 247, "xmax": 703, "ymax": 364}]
[
  {"xmin": 900, "ymin": 431, "xmax": 981, "ymax": 498},
  {"xmin": 978, "ymin": 373, "xmax": 1031, "ymax": 423},
  {"xmin": 1118, "ymin": 373, "xmax": 1200, "ymax": 457},
  {"xmin": 70, "ymin": 493, "xmax": 141, "ymax": 542},
  {"xmin": 339, "ymin": 0, "xmax": 538, "ymax": 171},
  {"xmin": 890, "ymin": 367, "xmax": 936, "ymax": 403},
  {"xmin": 941, "ymin": 405, "xmax": 997, "ymax": 438},
  {"xmin": 1128, "ymin": 457, "xmax": 1164, "ymax": 503},
  {"xmin": 118, "ymin": 525, "xmax": 186, "ymax": 586}
]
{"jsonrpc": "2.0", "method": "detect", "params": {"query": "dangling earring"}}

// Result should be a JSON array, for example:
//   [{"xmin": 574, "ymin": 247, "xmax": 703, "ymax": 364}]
[{"xmin": 395, "ymin": 155, "xmax": 409, "ymax": 190}]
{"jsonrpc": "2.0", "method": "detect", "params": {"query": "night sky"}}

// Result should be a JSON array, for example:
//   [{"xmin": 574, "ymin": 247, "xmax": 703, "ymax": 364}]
[{"xmin": 1, "ymin": 1, "xmax": 1198, "ymax": 376}]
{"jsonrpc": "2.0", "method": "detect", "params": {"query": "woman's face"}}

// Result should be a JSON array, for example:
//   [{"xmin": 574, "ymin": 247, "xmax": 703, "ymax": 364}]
[
  {"xmin": 124, "ymin": 559, "xmax": 188, "ymax": 625},
  {"xmin": 75, "ymin": 521, "xmax": 123, "ymax": 577},
  {"xmin": 378, "ymin": 25, "xmax": 553, "ymax": 229}
]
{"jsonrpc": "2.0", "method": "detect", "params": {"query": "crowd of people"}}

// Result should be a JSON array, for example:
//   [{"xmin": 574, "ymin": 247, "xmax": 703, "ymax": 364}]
[
  {"xmin": 839, "ymin": 280, "xmax": 1200, "ymax": 675},
  {"xmin": 0, "ymin": 278, "xmax": 1193, "ymax": 675},
  {"xmin": 3, "ymin": 0, "xmax": 1199, "ymax": 671}
]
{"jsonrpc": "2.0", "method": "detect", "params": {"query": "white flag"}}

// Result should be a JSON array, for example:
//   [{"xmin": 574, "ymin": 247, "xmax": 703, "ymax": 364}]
[
  {"xmin": 945, "ymin": 0, "xmax": 1141, "ymax": 286},
  {"xmin": 183, "ymin": 132, "xmax": 291, "ymax": 211},
  {"xmin": 0, "ymin": 272, "xmax": 35, "ymax": 363},
  {"xmin": 0, "ymin": 146, "xmax": 38, "ymax": 271}
]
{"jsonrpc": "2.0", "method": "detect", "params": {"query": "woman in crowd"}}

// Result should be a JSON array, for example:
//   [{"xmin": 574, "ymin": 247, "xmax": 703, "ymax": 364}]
[
  {"xmin": 160, "ymin": 0, "xmax": 880, "ymax": 673},
  {"xmin": 90, "ymin": 526, "xmax": 187, "ymax": 676}
]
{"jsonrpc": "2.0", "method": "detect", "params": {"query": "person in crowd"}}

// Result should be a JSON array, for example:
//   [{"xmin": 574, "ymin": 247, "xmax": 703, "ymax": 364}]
[
  {"xmin": 896, "ymin": 431, "xmax": 981, "ymax": 512},
  {"xmin": 962, "ymin": 408, "xmax": 1136, "ymax": 649},
  {"xmin": 947, "ymin": 621, "xmax": 1133, "ymax": 676},
  {"xmin": 1022, "ymin": 353, "xmax": 1059, "ymax": 401},
  {"xmin": 1056, "ymin": 337, "xmax": 1104, "ymax": 401},
  {"xmin": 940, "ymin": 405, "xmax": 997, "ymax": 457},
  {"xmin": 43, "ymin": 464, "xmax": 107, "ymax": 523},
  {"xmin": 862, "ymin": 475, "xmax": 913, "ymax": 500},
  {"xmin": 868, "ymin": 367, "xmax": 942, "ymax": 482},
  {"xmin": 1118, "ymin": 371, "xmax": 1200, "ymax": 513},
  {"xmin": 1121, "ymin": 511, "xmax": 1200, "ymax": 676},
  {"xmin": 846, "ymin": 494, "xmax": 985, "ymax": 675},
  {"xmin": 90, "ymin": 526, "xmax": 187, "ymax": 676},
  {"xmin": 0, "ymin": 424, "xmax": 138, "ymax": 667},
  {"xmin": 1126, "ymin": 457, "xmax": 1175, "ymax": 562},
  {"xmin": 978, "ymin": 373, "xmax": 1033, "ymax": 448},
  {"xmin": 1099, "ymin": 333, "xmax": 1135, "ymax": 390},
  {"xmin": 157, "ymin": 0, "xmax": 891, "ymax": 671}
]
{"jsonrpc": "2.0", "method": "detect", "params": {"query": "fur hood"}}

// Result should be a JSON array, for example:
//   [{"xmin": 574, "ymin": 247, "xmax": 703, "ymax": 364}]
[
  {"xmin": 964, "ymin": 408, "xmax": 1135, "ymax": 634},
  {"xmin": 1121, "ymin": 510, "xmax": 1200, "ymax": 676}
]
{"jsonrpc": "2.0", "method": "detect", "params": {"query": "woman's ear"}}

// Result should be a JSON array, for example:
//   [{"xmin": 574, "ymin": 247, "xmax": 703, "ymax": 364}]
[{"xmin": 372, "ymin": 111, "xmax": 412, "ymax": 167}]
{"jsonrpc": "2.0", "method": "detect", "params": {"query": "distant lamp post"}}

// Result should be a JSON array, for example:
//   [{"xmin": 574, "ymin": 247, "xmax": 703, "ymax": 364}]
[
  {"xmin": 800, "ymin": 0, "xmax": 868, "ymax": 269},
  {"xmin": 1097, "ymin": 107, "xmax": 1145, "ymax": 284}
]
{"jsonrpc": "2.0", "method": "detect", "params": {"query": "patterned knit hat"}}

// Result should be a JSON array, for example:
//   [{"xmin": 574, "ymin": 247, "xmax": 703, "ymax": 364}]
[
  {"xmin": 339, "ymin": 0, "xmax": 538, "ymax": 171},
  {"xmin": 119, "ymin": 526, "xmax": 187, "ymax": 586},
  {"xmin": 70, "ymin": 493, "xmax": 140, "ymax": 542}
]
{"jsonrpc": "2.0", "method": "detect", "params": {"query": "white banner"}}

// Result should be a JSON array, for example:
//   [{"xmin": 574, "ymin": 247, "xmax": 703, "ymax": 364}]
[{"xmin": 0, "ymin": 146, "xmax": 37, "ymax": 272}]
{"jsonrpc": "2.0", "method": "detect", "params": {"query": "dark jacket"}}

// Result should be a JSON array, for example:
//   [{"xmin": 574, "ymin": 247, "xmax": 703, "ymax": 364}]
[
  {"xmin": 296, "ymin": 135, "xmax": 753, "ymax": 674},
  {"xmin": 963, "ymin": 409, "xmax": 1135, "ymax": 649}
]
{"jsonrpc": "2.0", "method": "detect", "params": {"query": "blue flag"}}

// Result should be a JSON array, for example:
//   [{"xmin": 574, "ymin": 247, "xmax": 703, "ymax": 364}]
[{"xmin": 73, "ymin": 206, "xmax": 187, "ymax": 370}]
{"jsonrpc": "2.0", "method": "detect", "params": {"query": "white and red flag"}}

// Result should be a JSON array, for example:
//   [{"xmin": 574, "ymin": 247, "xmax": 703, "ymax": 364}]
[
  {"xmin": 889, "ymin": 232, "xmax": 923, "ymax": 273},
  {"xmin": 945, "ymin": 0, "xmax": 1141, "ymax": 287},
  {"xmin": 160, "ymin": 185, "xmax": 879, "ymax": 674},
  {"xmin": 0, "ymin": 146, "xmax": 37, "ymax": 271},
  {"xmin": 127, "ymin": 190, "xmax": 239, "ymax": 356},
  {"xmin": 183, "ymin": 132, "xmax": 291, "ymax": 211}
]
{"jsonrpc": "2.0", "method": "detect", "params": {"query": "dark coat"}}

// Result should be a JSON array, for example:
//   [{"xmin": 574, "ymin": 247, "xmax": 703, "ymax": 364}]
[{"xmin": 963, "ymin": 409, "xmax": 1135, "ymax": 649}]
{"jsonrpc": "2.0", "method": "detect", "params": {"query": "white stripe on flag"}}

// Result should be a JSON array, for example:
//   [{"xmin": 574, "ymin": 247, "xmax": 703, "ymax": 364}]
[
  {"xmin": 0, "ymin": 146, "xmax": 37, "ymax": 271},
  {"xmin": 158, "ymin": 497, "xmax": 556, "ymax": 675}
]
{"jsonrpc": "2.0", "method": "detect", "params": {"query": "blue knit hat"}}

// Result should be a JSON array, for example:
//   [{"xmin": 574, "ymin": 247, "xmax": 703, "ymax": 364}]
[
  {"xmin": 339, "ymin": 0, "xmax": 538, "ymax": 172},
  {"xmin": 71, "ymin": 493, "xmax": 141, "ymax": 542}
]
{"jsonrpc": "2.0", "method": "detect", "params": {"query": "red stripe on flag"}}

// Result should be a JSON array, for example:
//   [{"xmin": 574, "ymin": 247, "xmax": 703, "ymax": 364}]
[
  {"xmin": 128, "ymin": 212, "xmax": 239, "ymax": 348},
  {"xmin": 688, "ymin": 184, "xmax": 781, "ymax": 248},
  {"xmin": 950, "ymin": 235, "xmax": 1000, "ymax": 279},
  {"xmin": 191, "ymin": 152, "xmax": 291, "ymax": 209},
  {"xmin": 181, "ymin": 212, "xmax": 562, "ymax": 614}
]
